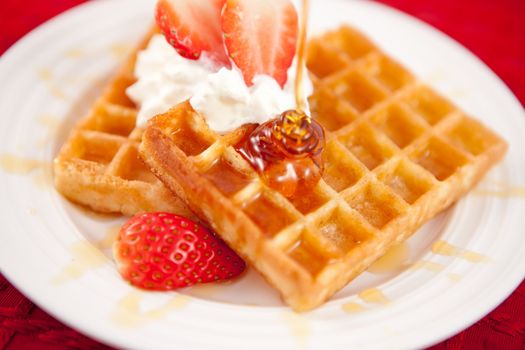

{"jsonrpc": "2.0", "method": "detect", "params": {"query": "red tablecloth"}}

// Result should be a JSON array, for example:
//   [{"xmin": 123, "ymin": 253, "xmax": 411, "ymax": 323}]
[{"xmin": 0, "ymin": 0, "xmax": 524, "ymax": 349}]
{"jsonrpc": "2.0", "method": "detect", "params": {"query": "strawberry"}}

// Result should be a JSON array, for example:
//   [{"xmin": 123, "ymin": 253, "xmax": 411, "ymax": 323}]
[
  {"xmin": 113, "ymin": 212, "xmax": 245, "ymax": 290},
  {"xmin": 222, "ymin": 0, "xmax": 298, "ymax": 88},
  {"xmin": 155, "ymin": 0, "xmax": 231, "ymax": 67}
]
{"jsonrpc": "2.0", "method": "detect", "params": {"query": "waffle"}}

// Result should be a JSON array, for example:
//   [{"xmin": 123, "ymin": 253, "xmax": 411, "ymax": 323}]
[
  {"xmin": 139, "ymin": 26, "xmax": 507, "ymax": 311},
  {"xmin": 54, "ymin": 29, "xmax": 193, "ymax": 217}
]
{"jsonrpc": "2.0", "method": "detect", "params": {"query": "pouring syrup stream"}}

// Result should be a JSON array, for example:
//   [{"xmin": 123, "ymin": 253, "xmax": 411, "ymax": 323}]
[
  {"xmin": 295, "ymin": 0, "xmax": 309, "ymax": 112},
  {"xmin": 237, "ymin": 0, "xmax": 325, "ymax": 198}
]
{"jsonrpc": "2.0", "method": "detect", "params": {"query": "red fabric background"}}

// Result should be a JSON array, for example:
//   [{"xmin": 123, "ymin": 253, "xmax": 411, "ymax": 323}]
[{"xmin": 0, "ymin": 0, "xmax": 524, "ymax": 349}]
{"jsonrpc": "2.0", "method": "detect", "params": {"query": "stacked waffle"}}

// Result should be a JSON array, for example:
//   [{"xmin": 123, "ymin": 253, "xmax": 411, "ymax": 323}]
[
  {"xmin": 54, "ymin": 30, "xmax": 193, "ymax": 218},
  {"xmin": 139, "ymin": 26, "xmax": 507, "ymax": 311}
]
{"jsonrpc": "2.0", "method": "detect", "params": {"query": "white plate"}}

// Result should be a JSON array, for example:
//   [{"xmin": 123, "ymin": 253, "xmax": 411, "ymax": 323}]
[{"xmin": 0, "ymin": 0, "xmax": 524, "ymax": 349}]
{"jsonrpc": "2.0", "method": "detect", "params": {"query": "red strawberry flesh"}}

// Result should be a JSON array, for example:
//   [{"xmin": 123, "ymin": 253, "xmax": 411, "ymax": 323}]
[
  {"xmin": 114, "ymin": 212, "xmax": 245, "ymax": 290},
  {"xmin": 155, "ymin": 0, "xmax": 231, "ymax": 67},
  {"xmin": 222, "ymin": 0, "xmax": 298, "ymax": 87}
]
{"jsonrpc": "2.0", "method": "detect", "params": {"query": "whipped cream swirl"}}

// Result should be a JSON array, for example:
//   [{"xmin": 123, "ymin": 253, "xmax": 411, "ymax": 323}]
[{"xmin": 126, "ymin": 34, "xmax": 312, "ymax": 133}]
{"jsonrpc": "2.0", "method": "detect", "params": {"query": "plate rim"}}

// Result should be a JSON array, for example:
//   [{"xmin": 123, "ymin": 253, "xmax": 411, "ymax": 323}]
[{"xmin": 0, "ymin": 0, "xmax": 524, "ymax": 349}]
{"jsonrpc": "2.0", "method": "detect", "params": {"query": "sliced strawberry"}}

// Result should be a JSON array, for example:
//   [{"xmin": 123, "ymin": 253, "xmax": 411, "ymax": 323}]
[
  {"xmin": 222, "ymin": 0, "xmax": 298, "ymax": 87},
  {"xmin": 155, "ymin": 0, "xmax": 230, "ymax": 67},
  {"xmin": 113, "ymin": 212, "xmax": 245, "ymax": 290}
]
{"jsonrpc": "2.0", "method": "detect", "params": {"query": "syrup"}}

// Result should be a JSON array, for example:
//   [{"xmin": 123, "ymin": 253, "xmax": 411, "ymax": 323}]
[
  {"xmin": 474, "ymin": 183, "xmax": 525, "ymax": 198},
  {"xmin": 51, "ymin": 241, "xmax": 108, "ymax": 285},
  {"xmin": 294, "ymin": 0, "xmax": 310, "ymax": 112},
  {"xmin": 237, "ymin": 110, "xmax": 324, "ymax": 197},
  {"xmin": 448, "ymin": 273, "xmax": 462, "ymax": 282},
  {"xmin": 431, "ymin": 240, "xmax": 489, "ymax": 263},
  {"xmin": 237, "ymin": 0, "xmax": 326, "ymax": 197},
  {"xmin": 64, "ymin": 48, "xmax": 85, "ymax": 58},
  {"xmin": 282, "ymin": 312, "xmax": 310, "ymax": 347},
  {"xmin": 410, "ymin": 260, "xmax": 445, "ymax": 272},
  {"xmin": 0, "ymin": 154, "xmax": 44, "ymax": 174},
  {"xmin": 110, "ymin": 291, "xmax": 190, "ymax": 328},
  {"xmin": 341, "ymin": 302, "xmax": 366, "ymax": 313},
  {"xmin": 367, "ymin": 242, "xmax": 410, "ymax": 274},
  {"xmin": 110, "ymin": 43, "xmax": 132, "ymax": 59},
  {"xmin": 37, "ymin": 68, "xmax": 52, "ymax": 81},
  {"xmin": 358, "ymin": 288, "xmax": 390, "ymax": 304}
]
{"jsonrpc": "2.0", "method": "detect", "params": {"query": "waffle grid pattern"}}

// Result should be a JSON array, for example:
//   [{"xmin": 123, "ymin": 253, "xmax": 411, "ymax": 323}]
[
  {"xmin": 54, "ymin": 30, "xmax": 192, "ymax": 217},
  {"xmin": 142, "ymin": 26, "xmax": 506, "ymax": 310}
]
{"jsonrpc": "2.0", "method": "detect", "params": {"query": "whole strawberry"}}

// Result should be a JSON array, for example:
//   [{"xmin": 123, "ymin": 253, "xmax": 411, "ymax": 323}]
[{"xmin": 113, "ymin": 212, "xmax": 245, "ymax": 290}]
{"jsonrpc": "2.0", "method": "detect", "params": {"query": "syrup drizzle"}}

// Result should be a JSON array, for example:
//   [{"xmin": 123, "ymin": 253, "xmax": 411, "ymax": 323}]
[
  {"xmin": 0, "ymin": 154, "xmax": 53, "ymax": 189},
  {"xmin": 410, "ymin": 260, "xmax": 446, "ymax": 272},
  {"xmin": 474, "ymin": 184, "xmax": 525, "ymax": 199},
  {"xmin": 64, "ymin": 48, "xmax": 85, "ymax": 58},
  {"xmin": 51, "ymin": 241, "xmax": 108, "ymax": 285},
  {"xmin": 0, "ymin": 154, "xmax": 44, "ymax": 174},
  {"xmin": 341, "ymin": 301, "xmax": 366, "ymax": 313},
  {"xmin": 431, "ymin": 240, "xmax": 489, "ymax": 263},
  {"xmin": 294, "ymin": 0, "xmax": 309, "ymax": 111},
  {"xmin": 111, "ymin": 291, "xmax": 190, "ymax": 328},
  {"xmin": 110, "ymin": 43, "xmax": 132, "ymax": 59},
  {"xmin": 368, "ymin": 242, "xmax": 411, "ymax": 274},
  {"xmin": 358, "ymin": 288, "xmax": 390, "ymax": 304},
  {"xmin": 282, "ymin": 311, "xmax": 310, "ymax": 348},
  {"xmin": 36, "ymin": 68, "xmax": 68, "ymax": 100},
  {"xmin": 409, "ymin": 261, "xmax": 464, "ymax": 282},
  {"xmin": 236, "ymin": 112, "xmax": 324, "ymax": 197},
  {"xmin": 448, "ymin": 273, "xmax": 462, "ymax": 282},
  {"xmin": 236, "ymin": 0, "xmax": 325, "ymax": 198},
  {"xmin": 37, "ymin": 68, "xmax": 52, "ymax": 81}
]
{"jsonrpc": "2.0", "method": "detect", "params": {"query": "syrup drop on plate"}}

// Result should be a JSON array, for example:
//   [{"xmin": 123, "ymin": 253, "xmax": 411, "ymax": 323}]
[
  {"xmin": 341, "ymin": 302, "xmax": 366, "ymax": 313},
  {"xmin": 368, "ymin": 242, "xmax": 411, "ymax": 274},
  {"xmin": 358, "ymin": 288, "xmax": 390, "ymax": 304}
]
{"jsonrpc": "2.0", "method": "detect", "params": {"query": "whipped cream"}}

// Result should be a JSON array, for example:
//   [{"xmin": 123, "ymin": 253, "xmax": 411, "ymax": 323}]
[{"xmin": 126, "ymin": 34, "xmax": 312, "ymax": 133}]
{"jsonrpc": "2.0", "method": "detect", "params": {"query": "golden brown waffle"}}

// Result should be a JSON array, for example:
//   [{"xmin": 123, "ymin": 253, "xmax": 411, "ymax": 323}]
[
  {"xmin": 54, "ymin": 29, "xmax": 193, "ymax": 217},
  {"xmin": 139, "ymin": 26, "xmax": 507, "ymax": 311}
]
